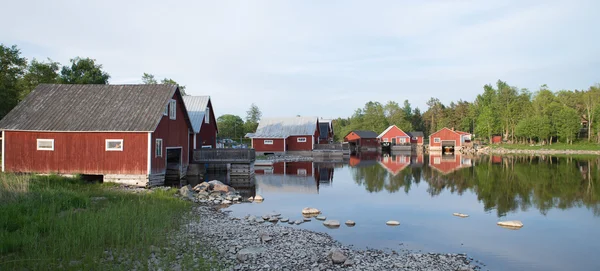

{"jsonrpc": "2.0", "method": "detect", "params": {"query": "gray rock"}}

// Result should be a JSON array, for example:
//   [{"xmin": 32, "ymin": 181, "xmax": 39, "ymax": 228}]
[
  {"xmin": 345, "ymin": 220, "xmax": 356, "ymax": 226},
  {"xmin": 328, "ymin": 248, "xmax": 347, "ymax": 264},
  {"xmin": 344, "ymin": 259, "xmax": 354, "ymax": 266},
  {"xmin": 255, "ymin": 218, "xmax": 264, "ymax": 223},
  {"xmin": 280, "ymin": 218, "xmax": 289, "ymax": 222},
  {"xmin": 236, "ymin": 247, "xmax": 266, "ymax": 262},
  {"xmin": 179, "ymin": 185, "xmax": 195, "ymax": 201},
  {"xmin": 323, "ymin": 220, "xmax": 340, "ymax": 228},
  {"xmin": 294, "ymin": 220, "xmax": 303, "ymax": 225},
  {"xmin": 268, "ymin": 217, "xmax": 279, "ymax": 223},
  {"xmin": 262, "ymin": 215, "xmax": 270, "ymax": 220},
  {"xmin": 316, "ymin": 216, "xmax": 326, "ymax": 220},
  {"xmin": 193, "ymin": 182, "xmax": 211, "ymax": 192},
  {"xmin": 303, "ymin": 217, "xmax": 311, "ymax": 222},
  {"xmin": 208, "ymin": 180, "xmax": 235, "ymax": 193},
  {"xmin": 260, "ymin": 233, "xmax": 273, "ymax": 242},
  {"xmin": 222, "ymin": 200, "xmax": 232, "ymax": 204}
]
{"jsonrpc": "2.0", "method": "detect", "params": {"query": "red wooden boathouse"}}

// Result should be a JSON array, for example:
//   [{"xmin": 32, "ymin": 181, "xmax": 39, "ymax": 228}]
[
  {"xmin": 428, "ymin": 127, "xmax": 472, "ymax": 151},
  {"xmin": 0, "ymin": 84, "xmax": 192, "ymax": 187},
  {"xmin": 182, "ymin": 96, "xmax": 218, "ymax": 157},
  {"xmin": 246, "ymin": 116, "xmax": 320, "ymax": 155}
]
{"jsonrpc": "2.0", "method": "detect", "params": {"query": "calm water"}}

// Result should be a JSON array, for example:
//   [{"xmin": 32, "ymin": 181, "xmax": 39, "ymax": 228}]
[{"xmin": 217, "ymin": 153, "xmax": 600, "ymax": 271}]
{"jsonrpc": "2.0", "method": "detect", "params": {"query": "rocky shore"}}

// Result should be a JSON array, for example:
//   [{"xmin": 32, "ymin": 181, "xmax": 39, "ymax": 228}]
[
  {"xmin": 478, "ymin": 146, "xmax": 600, "ymax": 156},
  {"xmin": 169, "ymin": 182, "xmax": 481, "ymax": 271}
]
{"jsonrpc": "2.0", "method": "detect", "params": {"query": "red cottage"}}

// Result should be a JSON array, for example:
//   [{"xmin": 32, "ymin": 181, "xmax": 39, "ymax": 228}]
[
  {"xmin": 182, "ymin": 96, "xmax": 219, "ymax": 157},
  {"xmin": 318, "ymin": 119, "xmax": 334, "ymax": 144},
  {"xmin": 0, "ymin": 84, "xmax": 192, "ymax": 187},
  {"xmin": 428, "ymin": 127, "xmax": 472, "ymax": 151},
  {"xmin": 377, "ymin": 125, "xmax": 411, "ymax": 145},
  {"xmin": 344, "ymin": 130, "xmax": 379, "ymax": 152},
  {"xmin": 246, "ymin": 116, "xmax": 320, "ymax": 155},
  {"xmin": 407, "ymin": 131, "xmax": 424, "ymax": 145}
]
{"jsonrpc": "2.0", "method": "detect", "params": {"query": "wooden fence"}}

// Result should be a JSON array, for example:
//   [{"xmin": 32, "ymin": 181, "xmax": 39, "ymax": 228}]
[
  {"xmin": 313, "ymin": 143, "xmax": 349, "ymax": 151},
  {"xmin": 193, "ymin": 148, "xmax": 256, "ymax": 163}
]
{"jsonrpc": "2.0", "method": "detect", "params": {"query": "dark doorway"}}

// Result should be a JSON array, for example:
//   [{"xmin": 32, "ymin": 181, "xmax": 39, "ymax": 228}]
[{"xmin": 165, "ymin": 148, "xmax": 182, "ymax": 184}]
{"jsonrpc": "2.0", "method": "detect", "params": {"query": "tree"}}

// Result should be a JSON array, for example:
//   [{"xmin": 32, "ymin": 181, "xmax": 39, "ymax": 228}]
[
  {"xmin": 217, "ymin": 114, "xmax": 245, "ymax": 140},
  {"xmin": 19, "ymin": 58, "xmax": 60, "ymax": 99},
  {"xmin": 59, "ymin": 57, "xmax": 110, "ymax": 84},
  {"xmin": 582, "ymin": 85, "xmax": 600, "ymax": 142},
  {"xmin": 141, "ymin": 73, "xmax": 187, "ymax": 95},
  {"xmin": 384, "ymin": 101, "xmax": 412, "ymax": 131},
  {"xmin": 244, "ymin": 103, "xmax": 262, "ymax": 133},
  {"xmin": 554, "ymin": 107, "xmax": 580, "ymax": 144},
  {"xmin": 475, "ymin": 107, "xmax": 498, "ymax": 143},
  {"xmin": 0, "ymin": 44, "xmax": 27, "ymax": 119}
]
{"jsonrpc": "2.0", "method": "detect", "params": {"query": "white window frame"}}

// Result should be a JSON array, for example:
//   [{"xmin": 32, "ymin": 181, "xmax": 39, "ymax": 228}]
[
  {"xmin": 155, "ymin": 138, "xmax": 163, "ymax": 157},
  {"xmin": 163, "ymin": 104, "xmax": 168, "ymax": 116},
  {"xmin": 399, "ymin": 137, "xmax": 406, "ymax": 143},
  {"xmin": 36, "ymin": 139, "xmax": 54, "ymax": 151},
  {"xmin": 264, "ymin": 140, "xmax": 273, "ymax": 145},
  {"xmin": 383, "ymin": 138, "xmax": 389, "ymax": 142},
  {"xmin": 297, "ymin": 137, "xmax": 307, "ymax": 143},
  {"xmin": 297, "ymin": 169, "xmax": 307, "ymax": 176},
  {"xmin": 434, "ymin": 157, "xmax": 441, "ymax": 164},
  {"xmin": 434, "ymin": 137, "xmax": 441, "ymax": 143},
  {"xmin": 106, "ymin": 139, "xmax": 124, "ymax": 151},
  {"xmin": 169, "ymin": 99, "xmax": 176, "ymax": 120},
  {"xmin": 205, "ymin": 107, "xmax": 210, "ymax": 124}
]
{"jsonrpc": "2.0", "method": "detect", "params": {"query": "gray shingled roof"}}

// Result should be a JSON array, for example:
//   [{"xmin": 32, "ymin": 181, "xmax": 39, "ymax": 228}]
[
  {"xmin": 182, "ymin": 96, "xmax": 210, "ymax": 134},
  {"xmin": 407, "ymin": 131, "xmax": 424, "ymax": 137},
  {"xmin": 246, "ymin": 116, "xmax": 318, "ymax": 138},
  {"xmin": 350, "ymin": 130, "xmax": 378, "ymax": 138},
  {"xmin": 0, "ymin": 84, "xmax": 186, "ymax": 132}
]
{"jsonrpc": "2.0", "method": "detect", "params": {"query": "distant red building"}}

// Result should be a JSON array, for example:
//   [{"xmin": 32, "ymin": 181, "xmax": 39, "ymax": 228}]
[
  {"xmin": 246, "ymin": 116, "xmax": 320, "ymax": 154},
  {"xmin": 344, "ymin": 130, "xmax": 379, "ymax": 151},
  {"xmin": 183, "ymin": 96, "xmax": 218, "ymax": 160},
  {"xmin": 0, "ymin": 84, "xmax": 193, "ymax": 187},
  {"xmin": 377, "ymin": 125, "xmax": 411, "ymax": 145},
  {"xmin": 318, "ymin": 119, "xmax": 334, "ymax": 144},
  {"xmin": 429, "ymin": 127, "xmax": 472, "ymax": 151},
  {"xmin": 407, "ymin": 131, "xmax": 424, "ymax": 145},
  {"xmin": 492, "ymin": 135, "xmax": 502, "ymax": 144}
]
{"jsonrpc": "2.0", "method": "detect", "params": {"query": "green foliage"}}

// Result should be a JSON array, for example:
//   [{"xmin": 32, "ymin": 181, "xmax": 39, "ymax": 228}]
[
  {"xmin": 141, "ymin": 73, "xmax": 187, "ymax": 95},
  {"xmin": 0, "ymin": 173, "xmax": 215, "ymax": 270},
  {"xmin": 0, "ymin": 44, "xmax": 27, "ymax": 119},
  {"xmin": 244, "ymin": 103, "xmax": 262, "ymax": 133},
  {"xmin": 59, "ymin": 57, "xmax": 110, "ymax": 84},
  {"xmin": 554, "ymin": 107, "xmax": 580, "ymax": 143},
  {"xmin": 217, "ymin": 114, "xmax": 245, "ymax": 139},
  {"xmin": 18, "ymin": 58, "xmax": 60, "ymax": 99}
]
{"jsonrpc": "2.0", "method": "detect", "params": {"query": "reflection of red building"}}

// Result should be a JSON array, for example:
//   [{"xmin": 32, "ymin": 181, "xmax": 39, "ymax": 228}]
[
  {"xmin": 349, "ymin": 152, "xmax": 379, "ymax": 167},
  {"xmin": 378, "ymin": 154, "xmax": 410, "ymax": 175},
  {"xmin": 492, "ymin": 155, "xmax": 503, "ymax": 164},
  {"xmin": 429, "ymin": 153, "xmax": 473, "ymax": 174},
  {"xmin": 253, "ymin": 161, "xmax": 336, "ymax": 194}
]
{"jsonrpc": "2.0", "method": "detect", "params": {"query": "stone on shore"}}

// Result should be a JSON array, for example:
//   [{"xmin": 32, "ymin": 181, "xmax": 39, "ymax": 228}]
[
  {"xmin": 345, "ymin": 220, "xmax": 356, "ymax": 226},
  {"xmin": 193, "ymin": 182, "xmax": 211, "ymax": 192},
  {"xmin": 328, "ymin": 248, "xmax": 347, "ymax": 264},
  {"xmin": 453, "ymin": 213, "xmax": 469, "ymax": 218},
  {"xmin": 497, "ymin": 220, "xmax": 523, "ymax": 228},
  {"xmin": 280, "ymin": 218, "xmax": 289, "ymax": 222},
  {"xmin": 294, "ymin": 220, "xmax": 303, "ymax": 225},
  {"xmin": 254, "ymin": 195, "xmax": 264, "ymax": 202},
  {"xmin": 236, "ymin": 247, "xmax": 265, "ymax": 262},
  {"xmin": 268, "ymin": 217, "xmax": 279, "ymax": 223},
  {"xmin": 302, "ymin": 207, "xmax": 321, "ymax": 215},
  {"xmin": 323, "ymin": 220, "xmax": 340, "ymax": 228},
  {"xmin": 208, "ymin": 180, "xmax": 235, "ymax": 193},
  {"xmin": 179, "ymin": 185, "xmax": 195, "ymax": 201},
  {"xmin": 386, "ymin": 220, "xmax": 400, "ymax": 226}
]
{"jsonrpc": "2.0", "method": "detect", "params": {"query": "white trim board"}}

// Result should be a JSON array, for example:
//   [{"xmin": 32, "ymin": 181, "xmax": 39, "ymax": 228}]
[
  {"xmin": 1, "ymin": 131, "xmax": 5, "ymax": 172},
  {"xmin": 147, "ymin": 133, "xmax": 152, "ymax": 175}
]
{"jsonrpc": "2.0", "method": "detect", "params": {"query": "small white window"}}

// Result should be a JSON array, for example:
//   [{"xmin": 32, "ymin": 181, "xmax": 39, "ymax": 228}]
[
  {"xmin": 169, "ymin": 99, "xmax": 176, "ymax": 120},
  {"xmin": 37, "ymin": 139, "xmax": 54, "ymax": 151},
  {"xmin": 163, "ymin": 104, "xmax": 168, "ymax": 116},
  {"xmin": 106, "ymin": 139, "xmax": 123, "ymax": 151},
  {"xmin": 383, "ymin": 138, "xmax": 389, "ymax": 142},
  {"xmin": 399, "ymin": 137, "xmax": 406, "ymax": 143},
  {"xmin": 434, "ymin": 157, "xmax": 441, "ymax": 164},
  {"xmin": 205, "ymin": 107, "xmax": 210, "ymax": 124},
  {"xmin": 264, "ymin": 140, "xmax": 273, "ymax": 145},
  {"xmin": 412, "ymin": 137, "xmax": 417, "ymax": 140},
  {"xmin": 434, "ymin": 138, "xmax": 441, "ymax": 143},
  {"xmin": 297, "ymin": 137, "xmax": 307, "ymax": 142},
  {"xmin": 297, "ymin": 169, "xmax": 307, "ymax": 175},
  {"xmin": 156, "ymin": 139, "xmax": 163, "ymax": 157}
]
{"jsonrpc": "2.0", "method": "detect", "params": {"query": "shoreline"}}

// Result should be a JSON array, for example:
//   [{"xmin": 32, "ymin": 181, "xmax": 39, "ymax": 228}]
[
  {"xmin": 176, "ymin": 204, "xmax": 482, "ymax": 271},
  {"xmin": 477, "ymin": 147, "xmax": 600, "ymax": 156}
]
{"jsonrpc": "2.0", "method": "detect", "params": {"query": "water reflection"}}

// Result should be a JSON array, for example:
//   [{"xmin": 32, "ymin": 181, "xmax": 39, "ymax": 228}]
[
  {"xmin": 255, "ymin": 161, "xmax": 341, "ymax": 194},
  {"xmin": 349, "ymin": 153, "xmax": 600, "ymax": 217}
]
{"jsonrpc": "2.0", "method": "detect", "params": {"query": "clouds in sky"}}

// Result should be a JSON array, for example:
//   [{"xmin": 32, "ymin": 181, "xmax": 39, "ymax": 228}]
[{"xmin": 2, "ymin": 0, "xmax": 598, "ymax": 118}]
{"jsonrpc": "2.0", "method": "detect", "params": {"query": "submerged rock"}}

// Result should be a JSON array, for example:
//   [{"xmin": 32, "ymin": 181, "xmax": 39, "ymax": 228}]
[
  {"xmin": 386, "ymin": 220, "xmax": 400, "ymax": 226},
  {"xmin": 497, "ymin": 220, "xmax": 523, "ymax": 228},
  {"xmin": 294, "ymin": 220, "xmax": 303, "ymax": 225},
  {"xmin": 302, "ymin": 207, "xmax": 321, "ymax": 215},
  {"xmin": 316, "ymin": 216, "xmax": 327, "ymax": 221},
  {"xmin": 323, "ymin": 220, "xmax": 340, "ymax": 228},
  {"xmin": 453, "ymin": 213, "xmax": 469, "ymax": 218},
  {"xmin": 280, "ymin": 218, "xmax": 289, "ymax": 222},
  {"xmin": 345, "ymin": 220, "xmax": 356, "ymax": 226},
  {"xmin": 268, "ymin": 217, "xmax": 279, "ymax": 223}
]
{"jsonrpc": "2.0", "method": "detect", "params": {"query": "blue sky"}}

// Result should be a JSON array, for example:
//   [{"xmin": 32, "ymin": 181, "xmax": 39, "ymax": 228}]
[{"xmin": 1, "ymin": 0, "xmax": 599, "ymax": 119}]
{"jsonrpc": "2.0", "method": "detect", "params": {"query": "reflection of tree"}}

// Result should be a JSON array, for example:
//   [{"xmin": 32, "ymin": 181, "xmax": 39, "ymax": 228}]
[{"xmin": 351, "ymin": 155, "xmax": 600, "ymax": 217}]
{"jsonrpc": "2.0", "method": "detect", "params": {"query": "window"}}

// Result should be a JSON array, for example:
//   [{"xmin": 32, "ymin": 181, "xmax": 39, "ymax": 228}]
[
  {"xmin": 434, "ymin": 157, "xmax": 441, "ymax": 164},
  {"xmin": 412, "ymin": 137, "xmax": 417, "ymax": 140},
  {"xmin": 264, "ymin": 140, "xmax": 273, "ymax": 145},
  {"xmin": 106, "ymin": 139, "xmax": 123, "ymax": 151},
  {"xmin": 205, "ymin": 107, "xmax": 210, "ymax": 124},
  {"xmin": 297, "ymin": 137, "xmax": 307, "ymax": 142},
  {"xmin": 163, "ymin": 104, "xmax": 168, "ymax": 116},
  {"xmin": 169, "ymin": 99, "xmax": 176, "ymax": 120},
  {"xmin": 155, "ymin": 139, "xmax": 163, "ymax": 157},
  {"xmin": 37, "ymin": 139, "xmax": 54, "ymax": 151},
  {"xmin": 399, "ymin": 137, "xmax": 406, "ymax": 143},
  {"xmin": 434, "ymin": 138, "xmax": 441, "ymax": 143},
  {"xmin": 297, "ymin": 169, "xmax": 307, "ymax": 175},
  {"xmin": 383, "ymin": 138, "xmax": 389, "ymax": 142}
]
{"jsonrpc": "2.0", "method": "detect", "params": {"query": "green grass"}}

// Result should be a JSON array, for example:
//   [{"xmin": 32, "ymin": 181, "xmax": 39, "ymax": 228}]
[
  {"xmin": 489, "ymin": 142, "xmax": 600, "ymax": 151},
  {"xmin": 0, "ymin": 173, "xmax": 215, "ymax": 270}
]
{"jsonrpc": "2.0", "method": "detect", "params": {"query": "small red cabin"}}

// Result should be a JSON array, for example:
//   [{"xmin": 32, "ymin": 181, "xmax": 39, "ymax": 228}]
[
  {"xmin": 492, "ymin": 135, "xmax": 502, "ymax": 144},
  {"xmin": 377, "ymin": 125, "xmax": 411, "ymax": 145},
  {"xmin": 344, "ymin": 130, "xmax": 379, "ymax": 152},
  {"xmin": 183, "ymin": 96, "xmax": 219, "ymax": 159},
  {"xmin": 407, "ymin": 131, "xmax": 424, "ymax": 145},
  {"xmin": 428, "ymin": 127, "xmax": 472, "ymax": 151},
  {"xmin": 318, "ymin": 119, "xmax": 334, "ymax": 144},
  {"xmin": 246, "ymin": 116, "xmax": 320, "ymax": 155},
  {"xmin": 0, "ymin": 84, "xmax": 193, "ymax": 187}
]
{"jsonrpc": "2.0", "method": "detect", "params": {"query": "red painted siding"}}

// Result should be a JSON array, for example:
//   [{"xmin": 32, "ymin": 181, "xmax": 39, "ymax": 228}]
[
  {"xmin": 198, "ymin": 99, "xmax": 218, "ymax": 148},
  {"xmin": 429, "ymin": 128, "xmax": 463, "ymax": 148},
  {"xmin": 285, "ymin": 161, "xmax": 313, "ymax": 176},
  {"xmin": 378, "ymin": 154, "xmax": 410, "ymax": 175},
  {"xmin": 4, "ymin": 131, "xmax": 147, "ymax": 174},
  {"xmin": 429, "ymin": 153, "xmax": 470, "ymax": 174},
  {"xmin": 287, "ymin": 135, "xmax": 313, "ymax": 151},
  {"xmin": 151, "ymin": 91, "xmax": 190, "ymax": 174},
  {"xmin": 252, "ymin": 138, "xmax": 285, "ymax": 152},
  {"xmin": 410, "ymin": 136, "xmax": 423, "ymax": 145},
  {"xmin": 344, "ymin": 132, "xmax": 379, "ymax": 147},
  {"xmin": 379, "ymin": 126, "xmax": 410, "ymax": 144}
]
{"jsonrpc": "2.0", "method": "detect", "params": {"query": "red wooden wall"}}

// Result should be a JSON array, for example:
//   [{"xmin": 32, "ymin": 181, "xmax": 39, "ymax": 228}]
[
  {"xmin": 151, "ymin": 91, "xmax": 191, "ymax": 174},
  {"xmin": 410, "ymin": 136, "xmax": 423, "ymax": 144},
  {"xmin": 198, "ymin": 99, "xmax": 218, "ymax": 148},
  {"xmin": 3, "ymin": 131, "xmax": 147, "ymax": 175},
  {"xmin": 287, "ymin": 135, "xmax": 314, "ymax": 151},
  {"xmin": 252, "ymin": 138, "xmax": 285, "ymax": 152},
  {"xmin": 379, "ymin": 126, "xmax": 410, "ymax": 144},
  {"xmin": 429, "ymin": 128, "xmax": 462, "ymax": 148}
]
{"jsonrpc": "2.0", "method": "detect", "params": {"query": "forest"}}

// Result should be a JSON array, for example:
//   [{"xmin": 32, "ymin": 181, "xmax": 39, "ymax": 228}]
[{"xmin": 334, "ymin": 81, "xmax": 600, "ymax": 144}]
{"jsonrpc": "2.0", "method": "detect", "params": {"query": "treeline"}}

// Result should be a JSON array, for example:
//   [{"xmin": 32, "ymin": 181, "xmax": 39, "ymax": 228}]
[
  {"xmin": 0, "ymin": 43, "xmax": 187, "ymax": 120},
  {"xmin": 334, "ymin": 80, "xmax": 600, "ymax": 144},
  {"xmin": 216, "ymin": 103, "xmax": 262, "ymax": 142}
]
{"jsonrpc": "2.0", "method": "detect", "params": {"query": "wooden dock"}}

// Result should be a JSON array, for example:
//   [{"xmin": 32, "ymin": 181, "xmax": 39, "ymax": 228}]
[{"xmin": 192, "ymin": 148, "xmax": 256, "ymax": 177}]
